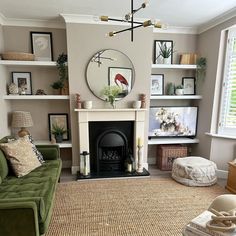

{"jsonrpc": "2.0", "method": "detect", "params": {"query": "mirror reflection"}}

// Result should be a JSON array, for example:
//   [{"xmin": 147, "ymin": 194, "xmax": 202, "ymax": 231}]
[{"xmin": 86, "ymin": 49, "xmax": 135, "ymax": 101}]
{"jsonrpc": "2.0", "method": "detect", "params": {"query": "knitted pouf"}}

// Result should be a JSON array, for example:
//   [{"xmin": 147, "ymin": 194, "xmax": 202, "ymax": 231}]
[{"xmin": 172, "ymin": 156, "xmax": 217, "ymax": 186}]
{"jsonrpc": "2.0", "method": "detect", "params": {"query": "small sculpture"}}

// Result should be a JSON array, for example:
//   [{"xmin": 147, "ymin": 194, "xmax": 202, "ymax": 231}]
[
  {"xmin": 140, "ymin": 94, "xmax": 146, "ymax": 108},
  {"xmin": 35, "ymin": 89, "xmax": 47, "ymax": 95},
  {"xmin": 76, "ymin": 94, "xmax": 82, "ymax": 109},
  {"xmin": 8, "ymin": 83, "xmax": 19, "ymax": 95}
]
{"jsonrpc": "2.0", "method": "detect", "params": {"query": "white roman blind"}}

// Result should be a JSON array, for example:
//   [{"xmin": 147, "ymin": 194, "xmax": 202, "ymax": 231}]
[{"xmin": 219, "ymin": 28, "xmax": 236, "ymax": 136}]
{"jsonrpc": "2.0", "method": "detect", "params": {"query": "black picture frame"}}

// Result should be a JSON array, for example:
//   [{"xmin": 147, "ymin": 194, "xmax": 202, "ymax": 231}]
[
  {"xmin": 182, "ymin": 77, "xmax": 196, "ymax": 95},
  {"xmin": 153, "ymin": 40, "xmax": 173, "ymax": 64},
  {"xmin": 48, "ymin": 113, "xmax": 69, "ymax": 141},
  {"xmin": 30, "ymin": 31, "xmax": 53, "ymax": 61},
  {"xmin": 150, "ymin": 74, "xmax": 164, "ymax": 95},
  {"xmin": 12, "ymin": 72, "xmax": 32, "ymax": 95}
]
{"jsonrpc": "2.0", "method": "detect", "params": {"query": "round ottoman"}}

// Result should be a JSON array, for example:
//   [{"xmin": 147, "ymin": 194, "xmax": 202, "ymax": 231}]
[{"xmin": 172, "ymin": 156, "xmax": 217, "ymax": 186}]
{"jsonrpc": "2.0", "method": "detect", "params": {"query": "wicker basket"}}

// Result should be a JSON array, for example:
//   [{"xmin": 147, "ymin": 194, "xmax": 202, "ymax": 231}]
[
  {"xmin": 156, "ymin": 144, "xmax": 188, "ymax": 170},
  {"xmin": 1, "ymin": 52, "xmax": 35, "ymax": 61}
]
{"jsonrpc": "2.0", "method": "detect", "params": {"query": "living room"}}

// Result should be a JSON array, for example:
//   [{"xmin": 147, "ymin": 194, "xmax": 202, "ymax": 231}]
[{"xmin": 0, "ymin": 0, "xmax": 236, "ymax": 235}]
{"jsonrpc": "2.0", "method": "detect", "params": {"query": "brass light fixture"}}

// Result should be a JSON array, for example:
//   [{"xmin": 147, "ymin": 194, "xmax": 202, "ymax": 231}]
[{"xmin": 99, "ymin": 0, "xmax": 165, "ymax": 41}]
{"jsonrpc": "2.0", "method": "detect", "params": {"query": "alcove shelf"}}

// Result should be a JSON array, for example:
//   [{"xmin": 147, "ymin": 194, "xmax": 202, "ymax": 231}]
[
  {"xmin": 148, "ymin": 138, "xmax": 199, "ymax": 145},
  {"xmin": 150, "ymin": 95, "xmax": 202, "ymax": 100},
  {"xmin": 151, "ymin": 64, "xmax": 197, "ymax": 69},
  {"xmin": 3, "ymin": 95, "xmax": 69, "ymax": 100},
  {"xmin": 35, "ymin": 140, "xmax": 72, "ymax": 148},
  {"xmin": 0, "ymin": 60, "xmax": 57, "ymax": 67}
]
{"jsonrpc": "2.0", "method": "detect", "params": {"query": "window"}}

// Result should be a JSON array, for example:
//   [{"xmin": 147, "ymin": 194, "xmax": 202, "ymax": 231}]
[{"xmin": 218, "ymin": 28, "xmax": 236, "ymax": 136}]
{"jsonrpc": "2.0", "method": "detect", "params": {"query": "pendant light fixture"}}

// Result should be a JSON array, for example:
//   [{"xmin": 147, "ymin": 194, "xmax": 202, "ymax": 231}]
[{"xmin": 99, "ymin": 0, "xmax": 165, "ymax": 41}]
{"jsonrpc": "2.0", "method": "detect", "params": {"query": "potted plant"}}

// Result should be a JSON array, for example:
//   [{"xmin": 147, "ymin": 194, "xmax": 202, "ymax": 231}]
[
  {"xmin": 158, "ymin": 42, "xmax": 174, "ymax": 64},
  {"xmin": 51, "ymin": 53, "xmax": 68, "ymax": 95},
  {"xmin": 51, "ymin": 123, "xmax": 67, "ymax": 143},
  {"xmin": 101, "ymin": 85, "xmax": 122, "ymax": 108},
  {"xmin": 196, "ymin": 57, "xmax": 207, "ymax": 80},
  {"xmin": 175, "ymin": 85, "xmax": 184, "ymax": 95}
]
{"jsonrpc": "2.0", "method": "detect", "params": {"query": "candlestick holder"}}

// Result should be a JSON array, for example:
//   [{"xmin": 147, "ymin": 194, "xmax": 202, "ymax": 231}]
[{"xmin": 137, "ymin": 144, "xmax": 144, "ymax": 173}]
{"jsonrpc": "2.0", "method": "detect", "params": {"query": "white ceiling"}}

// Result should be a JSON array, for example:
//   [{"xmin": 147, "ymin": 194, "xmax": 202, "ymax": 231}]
[{"xmin": 0, "ymin": 0, "xmax": 236, "ymax": 28}]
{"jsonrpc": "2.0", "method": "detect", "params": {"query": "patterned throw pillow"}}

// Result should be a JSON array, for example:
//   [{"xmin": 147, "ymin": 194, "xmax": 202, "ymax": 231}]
[
  {"xmin": 0, "ymin": 136, "xmax": 42, "ymax": 177},
  {"xmin": 28, "ymin": 135, "xmax": 45, "ymax": 163}
]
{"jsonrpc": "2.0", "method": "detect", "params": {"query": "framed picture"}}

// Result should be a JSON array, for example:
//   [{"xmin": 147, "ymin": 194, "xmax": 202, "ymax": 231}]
[
  {"xmin": 12, "ymin": 72, "xmax": 32, "ymax": 95},
  {"xmin": 30, "ymin": 32, "xmax": 53, "ymax": 61},
  {"xmin": 153, "ymin": 40, "xmax": 173, "ymax": 64},
  {"xmin": 108, "ymin": 67, "xmax": 133, "ymax": 98},
  {"xmin": 48, "ymin": 113, "xmax": 69, "ymax": 141},
  {"xmin": 150, "ymin": 74, "xmax": 164, "ymax": 95},
  {"xmin": 182, "ymin": 77, "xmax": 196, "ymax": 95}
]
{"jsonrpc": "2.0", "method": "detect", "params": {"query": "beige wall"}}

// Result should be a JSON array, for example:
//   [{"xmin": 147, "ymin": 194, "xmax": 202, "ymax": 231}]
[
  {"xmin": 66, "ymin": 23, "xmax": 153, "ymax": 169},
  {"xmin": 194, "ymin": 16, "xmax": 236, "ymax": 170}
]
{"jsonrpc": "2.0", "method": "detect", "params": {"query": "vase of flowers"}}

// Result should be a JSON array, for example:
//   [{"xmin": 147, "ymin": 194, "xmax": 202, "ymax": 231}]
[{"xmin": 101, "ymin": 85, "xmax": 122, "ymax": 108}]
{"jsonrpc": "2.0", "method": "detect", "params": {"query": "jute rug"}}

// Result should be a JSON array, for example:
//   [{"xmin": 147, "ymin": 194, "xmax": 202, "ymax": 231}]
[{"xmin": 46, "ymin": 177, "xmax": 227, "ymax": 236}]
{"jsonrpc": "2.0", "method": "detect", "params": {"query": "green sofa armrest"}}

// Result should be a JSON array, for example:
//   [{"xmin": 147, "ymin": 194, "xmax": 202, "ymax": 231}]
[
  {"xmin": 36, "ymin": 145, "xmax": 60, "ymax": 160},
  {"xmin": 0, "ymin": 201, "xmax": 40, "ymax": 236}
]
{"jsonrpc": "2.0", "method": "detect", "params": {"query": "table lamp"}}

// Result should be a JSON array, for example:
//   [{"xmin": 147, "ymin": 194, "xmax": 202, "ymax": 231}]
[{"xmin": 11, "ymin": 111, "xmax": 33, "ymax": 137}]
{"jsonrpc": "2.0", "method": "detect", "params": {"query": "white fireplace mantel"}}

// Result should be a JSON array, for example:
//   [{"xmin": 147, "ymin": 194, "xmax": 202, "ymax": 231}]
[{"xmin": 74, "ymin": 108, "xmax": 147, "ymax": 171}]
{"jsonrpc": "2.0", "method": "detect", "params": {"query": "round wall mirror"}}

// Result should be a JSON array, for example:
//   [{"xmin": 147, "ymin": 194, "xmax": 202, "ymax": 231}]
[{"xmin": 86, "ymin": 49, "xmax": 135, "ymax": 101}]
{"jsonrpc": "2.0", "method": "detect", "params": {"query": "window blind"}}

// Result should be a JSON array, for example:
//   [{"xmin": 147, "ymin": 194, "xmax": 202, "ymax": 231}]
[{"xmin": 219, "ymin": 28, "xmax": 236, "ymax": 136}]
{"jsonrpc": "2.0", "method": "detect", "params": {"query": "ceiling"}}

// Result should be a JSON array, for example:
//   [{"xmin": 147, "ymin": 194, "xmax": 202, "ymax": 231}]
[{"xmin": 0, "ymin": 0, "xmax": 236, "ymax": 29}]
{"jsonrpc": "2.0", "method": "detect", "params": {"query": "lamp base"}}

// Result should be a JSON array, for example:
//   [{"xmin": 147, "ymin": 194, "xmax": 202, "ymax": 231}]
[{"xmin": 18, "ymin": 128, "xmax": 30, "ymax": 137}]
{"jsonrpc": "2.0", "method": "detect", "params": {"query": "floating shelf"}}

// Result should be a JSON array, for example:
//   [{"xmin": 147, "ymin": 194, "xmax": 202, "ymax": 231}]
[
  {"xmin": 150, "ymin": 95, "xmax": 202, "ymax": 100},
  {"xmin": 0, "ymin": 60, "xmax": 57, "ymax": 67},
  {"xmin": 35, "ymin": 140, "xmax": 72, "ymax": 148},
  {"xmin": 148, "ymin": 138, "xmax": 199, "ymax": 145},
  {"xmin": 152, "ymin": 64, "xmax": 197, "ymax": 69},
  {"xmin": 3, "ymin": 95, "xmax": 70, "ymax": 100}
]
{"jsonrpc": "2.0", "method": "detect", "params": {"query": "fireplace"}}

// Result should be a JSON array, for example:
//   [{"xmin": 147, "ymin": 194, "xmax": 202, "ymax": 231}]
[{"xmin": 89, "ymin": 121, "xmax": 133, "ymax": 174}]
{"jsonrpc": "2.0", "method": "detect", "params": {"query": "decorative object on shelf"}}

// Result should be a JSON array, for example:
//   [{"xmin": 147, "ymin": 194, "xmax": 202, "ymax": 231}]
[
  {"xmin": 50, "ymin": 122, "xmax": 68, "ymax": 143},
  {"xmin": 79, "ymin": 151, "xmax": 90, "ymax": 177},
  {"xmin": 76, "ymin": 94, "xmax": 82, "ymax": 109},
  {"xmin": 51, "ymin": 53, "xmax": 68, "ymax": 95},
  {"xmin": 109, "ymin": 67, "xmax": 132, "ymax": 98},
  {"xmin": 30, "ymin": 32, "xmax": 53, "ymax": 61},
  {"xmin": 11, "ymin": 111, "xmax": 33, "ymax": 137},
  {"xmin": 151, "ymin": 74, "xmax": 164, "ymax": 95},
  {"xmin": 132, "ymin": 101, "xmax": 141, "ymax": 109},
  {"xmin": 137, "ymin": 137, "xmax": 143, "ymax": 173},
  {"xmin": 83, "ymin": 101, "xmax": 93, "ymax": 109},
  {"xmin": 154, "ymin": 40, "xmax": 174, "ymax": 64},
  {"xmin": 35, "ymin": 89, "xmax": 47, "ymax": 95},
  {"xmin": 175, "ymin": 85, "xmax": 184, "ymax": 95},
  {"xmin": 48, "ymin": 113, "xmax": 69, "ymax": 141},
  {"xmin": 50, "ymin": 137, "xmax": 56, "ymax": 144},
  {"xmin": 12, "ymin": 72, "xmax": 32, "ymax": 95},
  {"xmin": 196, "ymin": 57, "xmax": 207, "ymax": 80},
  {"xmin": 8, "ymin": 82, "xmax": 19, "ymax": 95},
  {"xmin": 101, "ymin": 85, "xmax": 122, "ymax": 108},
  {"xmin": 182, "ymin": 77, "xmax": 196, "ymax": 95},
  {"xmin": 98, "ymin": 0, "xmax": 166, "ymax": 42},
  {"xmin": 1, "ymin": 52, "xmax": 35, "ymax": 61},
  {"xmin": 166, "ymin": 82, "xmax": 175, "ymax": 95},
  {"xmin": 179, "ymin": 53, "xmax": 197, "ymax": 65},
  {"xmin": 148, "ymin": 106, "xmax": 198, "ymax": 138},
  {"xmin": 140, "ymin": 94, "xmax": 146, "ymax": 108}
]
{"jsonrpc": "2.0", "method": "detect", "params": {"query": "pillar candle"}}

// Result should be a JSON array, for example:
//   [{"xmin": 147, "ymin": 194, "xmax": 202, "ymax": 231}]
[{"xmin": 138, "ymin": 137, "xmax": 142, "ymax": 146}]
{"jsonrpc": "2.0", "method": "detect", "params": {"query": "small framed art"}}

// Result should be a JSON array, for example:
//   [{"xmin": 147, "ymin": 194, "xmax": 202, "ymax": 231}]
[
  {"xmin": 153, "ymin": 40, "xmax": 173, "ymax": 64},
  {"xmin": 48, "ymin": 113, "xmax": 69, "ymax": 141},
  {"xmin": 182, "ymin": 77, "xmax": 196, "ymax": 95},
  {"xmin": 150, "ymin": 74, "xmax": 164, "ymax": 95},
  {"xmin": 30, "ymin": 32, "xmax": 53, "ymax": 61},
  {"xmin": 12, "ymin": 72, "xmax": 32, "ymax": 95}
]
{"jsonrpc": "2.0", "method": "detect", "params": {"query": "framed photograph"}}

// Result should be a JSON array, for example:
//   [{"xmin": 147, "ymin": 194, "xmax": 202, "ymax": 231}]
[
  {"xmin": 48, "ymin": 113, "xmax": 69, "ymax": 141},
  {"xmin": 153, "ymin": 40, "xmax": 173, "ymax": 64},
  {"xmin": 150, "ymin": 74, "xmax": 164, "ymax": 95},
  {"xmin": 30, "ymin": 32, "xmax": 53, "ymax": 61},
  {"xmin": 108, "ymin": 67, "xmax": 133, "ymax": 98},
  {"xmin": 12, "ymin": 72, "xmax": 32, "ymax": 95},
  {"xmin": 182, "ymin": 77, "xmax": 196, "ymax": 95}
]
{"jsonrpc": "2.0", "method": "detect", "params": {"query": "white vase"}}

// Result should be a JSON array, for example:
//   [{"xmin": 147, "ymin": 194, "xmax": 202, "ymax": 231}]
[
  {"xmin": 163, "ymin": 58, "xmax": 170, "ymax": 64},
  {"xmin": 175, "ymin": 89, "xmax": 184, "ymax": 95}
]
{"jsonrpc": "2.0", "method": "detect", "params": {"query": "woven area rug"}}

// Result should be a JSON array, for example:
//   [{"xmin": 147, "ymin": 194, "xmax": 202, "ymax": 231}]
[{"xmin": 46, "ymin": 178, "xmax": 227, "ymax": 236}]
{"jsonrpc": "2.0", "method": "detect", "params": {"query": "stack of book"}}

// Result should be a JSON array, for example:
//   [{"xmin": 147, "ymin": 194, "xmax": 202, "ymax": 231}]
[{"xmin": 183, "ymin": 210, "xmax": 236, "ymax": 236}]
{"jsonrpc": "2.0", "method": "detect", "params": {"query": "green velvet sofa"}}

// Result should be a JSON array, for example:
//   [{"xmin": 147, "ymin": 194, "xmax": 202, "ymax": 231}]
[{"xmin": 0, "ymin": 144, "xmax": 62, "ymax": 236}]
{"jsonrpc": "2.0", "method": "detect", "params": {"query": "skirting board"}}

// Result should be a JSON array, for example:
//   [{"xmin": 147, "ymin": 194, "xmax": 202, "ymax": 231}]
[
  {"xmin": 71, "ymin": 163, "xmax": 149, "ymax": 175},
  {"xmin": 216, "ymin": 169, "xmax": 228, "ymax": 179}
]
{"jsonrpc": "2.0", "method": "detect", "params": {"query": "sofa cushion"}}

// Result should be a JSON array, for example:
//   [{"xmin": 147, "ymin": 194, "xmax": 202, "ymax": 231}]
[
  {"xmin": 28, "ymin": 136, "xmax": 44, "ymax": 164},
  {"xmin": 0, "ymin": 136, "xmax": 41, "ymax": 177},
  {"xmin": 0, "ymin": 150, "xmax": 9, "ymax": 182}
]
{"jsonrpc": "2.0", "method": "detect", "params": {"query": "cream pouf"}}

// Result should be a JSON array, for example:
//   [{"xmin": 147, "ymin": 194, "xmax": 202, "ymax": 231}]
[{"xmin": 172, "ymin": 156, "xmax": 217, "ymax": 186}]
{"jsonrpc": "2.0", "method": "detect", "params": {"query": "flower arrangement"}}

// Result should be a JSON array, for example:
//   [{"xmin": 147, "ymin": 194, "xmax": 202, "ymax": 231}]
[{"xmin": 101, "ymin": 85, "xmax": 122, "ymax": 108}]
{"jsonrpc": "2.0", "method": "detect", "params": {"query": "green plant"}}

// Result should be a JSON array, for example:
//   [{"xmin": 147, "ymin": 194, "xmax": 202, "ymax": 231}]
[
  {"xmin": 101, "ymin": 85, "xmax": 122, "ymax": 108},
  {"xmin": 158, "ymin": 42, "xmax": 174, "ymax": 59},
  {"xmin": 51, "ymin": 53, "xmax": 68, "ymax": 90},
  {"xmin": 196, "ymin": 57, "xmax": 207, "ymax": 80},
  {"xmin": 51, "ymin": 123, "xmax": 67, "ymax": 136},
  {"xmin": 175, "ymin": 85, "xmax": 183, "ymax": 89}
]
